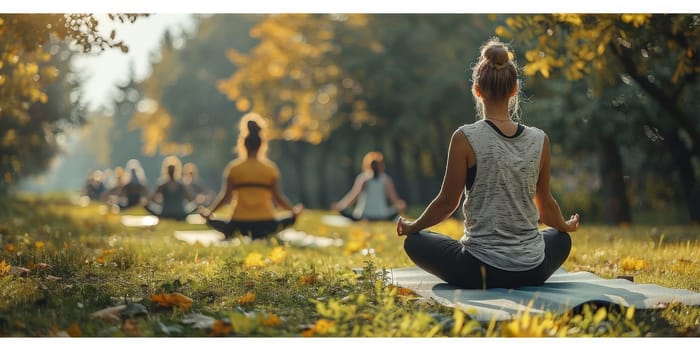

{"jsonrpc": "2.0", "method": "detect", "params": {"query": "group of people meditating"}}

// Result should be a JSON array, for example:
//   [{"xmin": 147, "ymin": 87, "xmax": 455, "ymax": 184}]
[{"xmin": 84, "ymin": 38, "xmax": 580, "ymax": 290}]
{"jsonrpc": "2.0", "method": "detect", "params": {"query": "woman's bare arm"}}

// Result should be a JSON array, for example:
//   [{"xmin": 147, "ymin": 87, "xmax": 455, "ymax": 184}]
[
  {"xmin": 533, "ymin": 134, "xmax": 580, "ymax": 232},
  {"xmin": 398, "ymin": 130, "xmax": 469, "ymax": 235}
]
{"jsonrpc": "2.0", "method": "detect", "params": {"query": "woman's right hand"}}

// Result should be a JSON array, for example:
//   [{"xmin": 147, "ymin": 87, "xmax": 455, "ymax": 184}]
[{"xmin": 292, "ymin": 203, "xmax": 304, "ymax": 217}]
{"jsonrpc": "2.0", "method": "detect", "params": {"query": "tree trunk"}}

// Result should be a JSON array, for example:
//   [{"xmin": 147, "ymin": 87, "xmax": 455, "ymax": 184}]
[
  {"xmin": 598, "ymin": 136, "xmax": 632, "ymax": 225},
  {"xmin": 663, "ymin": 131, "xmax": 700, "ymax": 224}
]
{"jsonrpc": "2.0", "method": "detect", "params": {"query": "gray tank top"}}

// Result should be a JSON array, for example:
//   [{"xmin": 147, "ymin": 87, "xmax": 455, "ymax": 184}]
[
  {"xmin": 459, "ymin": 120, "xmax": 546, "ymax": 271},
  {"xmin": 354, "ymin": 173, "xmax": 392, "ymax": 218}
]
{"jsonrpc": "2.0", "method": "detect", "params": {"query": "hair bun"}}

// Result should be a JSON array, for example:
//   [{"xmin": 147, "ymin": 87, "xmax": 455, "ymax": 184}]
[
  {"xmin": 484, "ymin": 44, "xmax": 510, "ymax": 70},
  {"xmin": 247, "ymin": 120, "xmax": 261, "ymax": 134}
]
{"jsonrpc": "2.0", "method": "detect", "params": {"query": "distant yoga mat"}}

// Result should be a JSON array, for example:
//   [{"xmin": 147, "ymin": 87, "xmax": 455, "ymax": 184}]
[
  {"xmin": 388, "ymin": 266, "xmax": 700, "ymax": 322},
  {"xmin": 121, "ymin": 215, "xmax": 159, "ymax": 227},
  {"xmin": 320, "ymin": 215, "xmax": 353, "ymax": 227},
  {"xmin": 174, "ymin": 230, "xmax": 231, "ymax": 247},
  {"xmin": 278, "ymin": 228, "xmax": 344, "ymax": 248}
]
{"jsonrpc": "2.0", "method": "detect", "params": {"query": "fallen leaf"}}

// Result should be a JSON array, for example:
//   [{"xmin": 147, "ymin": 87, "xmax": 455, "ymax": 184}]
[
  {"xmin": 66, "ymin": 322, "xmax": 81, "ymax": 337},
  {"xmin": 210, "ymin": 319, "xmax": 233, "ymax": 336},
  {"xmin": 150, "ymin": 292, "xmax": 193, "ymax": 310},
  {"xmin": 10, "ymin": 266, "xmax": 30, "ymax": 277},
  {"xmin": 0, "ymin": 260, "xmax": 10, "ymax": 276},
  {"xmin": 121, "ymin": 319, "xmax": 141, "ymax": 336},
  {"xmin": 155, "ymin": 321, "xmax": 183, "ymax": 336},
  {"xmin": 237, "ymin": 291, "xmax": 256, "ymax": 305},
  {"xmin": 46, "ymin": 275, "xmax": 62, "ymax": 281},
  {"xmin": 90, "ymin": 305, "xmax": 127, "ymax": 322},
  {"xmin": 182, "ymin": 313, "xmax": 215, "ymax": 329}
]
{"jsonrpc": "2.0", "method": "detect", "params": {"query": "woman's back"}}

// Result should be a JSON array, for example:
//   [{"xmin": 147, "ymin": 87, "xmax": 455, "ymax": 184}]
[
  {"xmin": 354, "ymin": 173, "xmax": 392, "ymax": 219},
  {"xmin": 160, "ymin": 180, "xmax": 187, "ymax": 214},
  {"xmin": 459, "ymin": 120, "xmax": 546, "ymax": 271},
  {"xmin": 227, "ymin": 158, "xmax": 279, "ymax": 221}
]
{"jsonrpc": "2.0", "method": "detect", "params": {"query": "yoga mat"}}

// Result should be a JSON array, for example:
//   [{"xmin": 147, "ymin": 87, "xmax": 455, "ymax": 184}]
[
  {"xmin": 320, "ymin": 215, "xmax": 353, "ymax": 227},
  {"xmin": 277, "ymin": 228, "xmax": 344, "ymax": 248},
  {"xmin": 174, "ymin": 230, "xmax": 243, "ymax": 247},
  {"xmin": 121, "ymin": 215, "xmax": 159, "ymax": 227},
  {"xmin": 387, "ymin": 266, "xmax": 700, "ymax": 321}
]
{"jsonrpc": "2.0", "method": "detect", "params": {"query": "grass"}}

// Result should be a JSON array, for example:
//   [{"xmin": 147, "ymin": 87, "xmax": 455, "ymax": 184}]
[{"xmin": 1, "ymin": 193, "xmax": 700, "ymax": 337}]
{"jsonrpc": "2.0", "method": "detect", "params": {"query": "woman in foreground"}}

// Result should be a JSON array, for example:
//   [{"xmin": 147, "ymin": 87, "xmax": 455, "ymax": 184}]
[{"xmin": 397, "ymin": 38, "xmax": 580, "ymax": 289}]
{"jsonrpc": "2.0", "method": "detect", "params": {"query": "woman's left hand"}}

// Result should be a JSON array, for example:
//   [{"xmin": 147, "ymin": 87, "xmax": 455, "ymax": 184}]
[{"xmin": 396, "ymin": 216, "xmax": 415, "ymax": 236}]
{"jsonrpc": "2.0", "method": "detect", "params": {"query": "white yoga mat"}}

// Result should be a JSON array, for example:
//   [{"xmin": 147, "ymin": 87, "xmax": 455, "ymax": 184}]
[
  {"xmin": 388, "ymin": 266, "xmax": 700, "ymax": 321},
  {"xmin": 277, "ymin": 228, "xmax": 344, "ymax": 248},
  {"xmin": 121, "ymin": 215, "xmax": 159, "ymax": 227},
  {"xmin": 174, "ymin": 230, "xmax": 245, "ymax": 247},
  {"xmin": 320, "ymin": 215, "xmax": 353, "ymax": 227}
]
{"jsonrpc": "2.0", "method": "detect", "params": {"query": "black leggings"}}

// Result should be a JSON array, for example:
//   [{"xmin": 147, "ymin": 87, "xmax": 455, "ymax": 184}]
[
  {"xmin": 403, "ymin": 228, "xmax": 571, "ymax": 289},
  {"xmin": 339, "ymin": 208, "xmax": 399, "ymax": 222},
  {"xmin": 207, "ymin": 215, "xmax": 296, "ymax": 240}
]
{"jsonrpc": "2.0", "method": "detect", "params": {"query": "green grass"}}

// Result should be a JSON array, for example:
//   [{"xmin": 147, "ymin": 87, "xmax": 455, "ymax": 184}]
[{"xmin": 1, "ymin": 194, "xmax": 699, "ymax": 337}]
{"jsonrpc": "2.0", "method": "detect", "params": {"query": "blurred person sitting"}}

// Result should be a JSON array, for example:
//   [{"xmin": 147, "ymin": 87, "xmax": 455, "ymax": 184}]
[
  {"xmin": 200, "ymin": 113, "xmax": 303, "ymax": 240},
  {"xmin": 333, "ymin": 151, "xmax": 406, "ymax": 222},
  {"xmin": 145, "ymin": 155, "xmax": 198, "ymax": 221}
]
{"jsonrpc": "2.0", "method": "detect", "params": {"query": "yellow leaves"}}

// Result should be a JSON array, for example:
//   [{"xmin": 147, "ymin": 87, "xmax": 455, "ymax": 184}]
[
  {"xmin": 35, "ymin": 241, "xmax": 45, "ymax": 250},
  {"xmin": 0, "ymin": 259, "xmax": 10, "ymax": 277},
  {"xmin": 300, "ymin": 273, "xmax": 318, "ymax": 285},
  {"xmin": 620, "ymin": 256, "xmax": 648, "ymax": 271},
  {"xmin": 237, "ymin": 291, "xmax": 256, "ymax": 305},
  {"xmin": 235, "ymin": 97, "xmax": 251, "ymax": 112},
  {"xmin": 625, "ymin": 305, "xmax": 635, "ymax": 320},
  {"xmin": 66, "ymin": 322, "xmax": 81, "ymax": 337},
  {"xmin": 387, "ymin": 284, "xmax": 417, "ymax": 297},
  {"xmin": 501, "ymin": 305, "xmax": 562, "ymax": 337},
  {"xmin": 302, "ymin": 319, "xmax": 336, "ymax": 337},
  {"xmin": 554, "ymin": 14, "xmax": 583, "ymax": 26},
  {"xmin": 243, "ymin": 252, "xmax": 266, "ymax": 268},
  {"xmin": 224, "ymin": 48, "xmax": 249, "ymax": 66},
  {"xmin": 261, "ymin": 314, "xmax": 281, "ymax": 327},
  {"xmin": 210, "ymin": 319, "xmax": 233, "ymax": 336},
  {"xmin": 268, "ymin": 246, "xmax": 287, "ymax": 264},
  {"xmin": 150, "ymin": 292, "xmax": 193, "ymax": 310},
  {"xmin": 2, "ymin": 129, "xmax": 17, "ymax": 147},
  {"xmin": 495, "ymin": 25, "xmax": 512, "ymax": 39},
  {"xmin": 621, "ymin": 14, "xmax": 652, "ymax": 28}
]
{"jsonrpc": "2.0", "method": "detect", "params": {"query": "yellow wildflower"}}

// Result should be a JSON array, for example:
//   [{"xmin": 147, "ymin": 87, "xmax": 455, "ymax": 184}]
[
  {"xmin": 5, "ymin": 243, "xmax": 15, "ymax": 252},
  {"xmin": 268, "ymin": 246, "xmax": 287, "ymax": 264},
  {"xmin": 243, "ymin": 252, "xmax": 266, "ymax": 268},
  {"xmin": 35, "ymin": 241, "xmax": 45, "ymax": 250},
  {"xmin": 620, "ymin": 256, "xmax": 648, "ymax": 271}
]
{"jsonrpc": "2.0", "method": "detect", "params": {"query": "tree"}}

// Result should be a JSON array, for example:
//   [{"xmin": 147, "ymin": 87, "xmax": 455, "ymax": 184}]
[
  {"xmin": 501, "ymin": 14, "xmax": 700, "ymax": 223},
  {"xmin": 0, "ymin": 14, "xmax": 147, "ymax": 193}
]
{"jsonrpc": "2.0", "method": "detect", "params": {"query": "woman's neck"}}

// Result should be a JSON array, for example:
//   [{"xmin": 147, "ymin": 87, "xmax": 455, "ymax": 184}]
[{"xmin": 482, "ymin": 101, "xmax": 511, "ymax": 122}]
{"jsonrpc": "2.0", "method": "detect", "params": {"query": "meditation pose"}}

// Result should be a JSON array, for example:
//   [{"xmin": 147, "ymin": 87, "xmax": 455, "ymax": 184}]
[
  {"xmin": 333, "ymin": 151, "xmax": 406, "ymax": 222},
  {"xmin": 145, "ymin": 155, "xmax": 198, "ymax": 221},
  {"xmin": 397, "ymin": 38, "xmax": 580, "ymax": 289},
  {"xmin": 200, "ymin": 113, "xmax": 303, "ymax": 240},
  {"xmin": 82, "ymin": 170, "xmax": 106, "ymax": 201},
  {"xmin": 109, "ymin": 159, "xmax": 150, "ymax": 210}
]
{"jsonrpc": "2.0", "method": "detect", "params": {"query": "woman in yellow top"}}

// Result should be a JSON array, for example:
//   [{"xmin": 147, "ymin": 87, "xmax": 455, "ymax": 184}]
[{"xmin": 200, "ymin": 113, "xmax": 303, "ymax": 240}]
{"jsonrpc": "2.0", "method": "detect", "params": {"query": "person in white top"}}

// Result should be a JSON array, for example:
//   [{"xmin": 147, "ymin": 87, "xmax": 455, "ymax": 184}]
[
  {"xmin": 333, "ymin": 151, "xmax": 406, "ymax": 221},
  {"xmin": 397, "ymin": 38, "xmax": 580, "ymax": 289}
]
